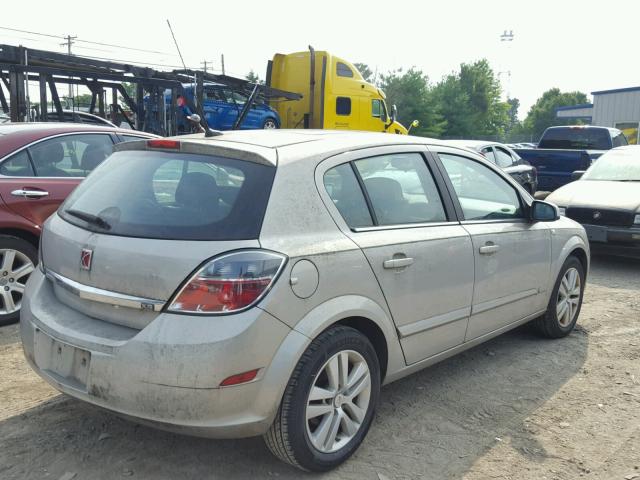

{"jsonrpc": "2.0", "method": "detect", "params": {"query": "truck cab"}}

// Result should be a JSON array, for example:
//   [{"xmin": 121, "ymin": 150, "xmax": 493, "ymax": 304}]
[{"xmin": 267, "ymin": 48, "xmax": 407, "ymax": 134}]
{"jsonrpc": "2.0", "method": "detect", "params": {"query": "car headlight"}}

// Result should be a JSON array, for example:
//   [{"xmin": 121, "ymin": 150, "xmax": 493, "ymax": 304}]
[
  {"xmin": 634, "ymin": 214, "xmax": 640, "ymax": 225},
  {"xmin": 558, "ymin": 207, "xmax": 566, "ymax": 216}
]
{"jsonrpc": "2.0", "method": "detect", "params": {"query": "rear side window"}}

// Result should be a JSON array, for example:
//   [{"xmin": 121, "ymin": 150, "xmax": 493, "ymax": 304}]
[
  {"xmin": 354, "ymin": 153, "xmax": 447, "ymax": 226},
  {"xmin": 28, "ymin": 134, "xmax": 114, "ymax": 177},
  {"xmin": 612, "ymin": 131, "xmax": 628, "ymax": 147},
  {"xmin": 494, "ymin": 147, "xmax": 515, "ymax": 168},
  {"xmin": 59, "ymin": 151, "xmax": 275, "ymax": 240},
  {"xmin": 0, "ymin": 150, "xmax": 35, "ymax": 177},
  {"xmin": 337, "ymin": 62, "xmax": 354, "ymax": 78},
  {"xmin": 336, "ymin": 97, "xmax": 351, "ymax": 116},
  {"xmin": 538, "ymin": 128, "xmax": 611, "ymax": 150},
  {"xmin": 324, "ymin": 164, "xmax": 373, "ymax": 228}
]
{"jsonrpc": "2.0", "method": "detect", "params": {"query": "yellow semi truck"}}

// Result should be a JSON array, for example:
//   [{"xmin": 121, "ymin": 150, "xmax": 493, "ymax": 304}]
[{"xmin": 267, "ymin": 46, "xmax": 409, "ymax": 134}]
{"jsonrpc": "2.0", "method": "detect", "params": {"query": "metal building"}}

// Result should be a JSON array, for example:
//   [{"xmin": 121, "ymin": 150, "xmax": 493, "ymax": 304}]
[{"xmin": 556, "ymin": 86, "xmax": 640, "ymax": 144}]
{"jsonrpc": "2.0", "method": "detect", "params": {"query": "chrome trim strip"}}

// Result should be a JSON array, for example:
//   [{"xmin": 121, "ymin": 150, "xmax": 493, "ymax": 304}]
[
  {"xmin": 471, "ymin": 288, "xmax": 539, "ymax": 315},
  {"xmin": 398, "ymin": 306, "xmax": 471, "ymax": 338},
  {"xmin": 353, "ymin": 221, "xmax": 460, "ymax": 233},
  {"xmin": 45, "ymin": 269, "xmax": 165, "ymax": 312}
]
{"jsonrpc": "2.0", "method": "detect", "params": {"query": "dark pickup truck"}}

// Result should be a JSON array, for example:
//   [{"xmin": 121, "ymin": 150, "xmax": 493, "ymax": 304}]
[{"xmin": 514, "ymin": 126, "xmax": 628, "ymax": 191}]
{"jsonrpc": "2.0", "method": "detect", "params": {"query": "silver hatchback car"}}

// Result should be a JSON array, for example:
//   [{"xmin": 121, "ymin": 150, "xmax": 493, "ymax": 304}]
[{"xmin": 21, "ymin": 130, "xmax": 589, "ymax": 471}]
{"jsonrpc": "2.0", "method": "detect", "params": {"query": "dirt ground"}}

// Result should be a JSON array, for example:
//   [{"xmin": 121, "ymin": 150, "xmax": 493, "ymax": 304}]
[{"xmin": 0, "ymin": 255, "xmax": 638, "ymax": 480}]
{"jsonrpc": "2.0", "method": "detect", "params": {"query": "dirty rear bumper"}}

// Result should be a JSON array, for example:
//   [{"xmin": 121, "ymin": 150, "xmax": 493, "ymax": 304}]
[{"xmin": 20, "ymin": 269, "xmax": 309, "ymax": 438}]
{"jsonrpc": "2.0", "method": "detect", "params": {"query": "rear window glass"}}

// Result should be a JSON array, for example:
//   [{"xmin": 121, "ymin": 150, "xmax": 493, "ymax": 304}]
[
  {"xmin": 59, "ymin": 151, "xmax": 275, "ymax": 240},
  {"xmin": 538, "ymin": 128, "xmax": 611, "ymax": 150}
]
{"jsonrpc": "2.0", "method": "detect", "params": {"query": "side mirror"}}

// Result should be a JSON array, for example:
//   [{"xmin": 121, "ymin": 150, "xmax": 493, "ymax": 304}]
[
  {"xmin": 391, "ymin": 104, "xmax": 398, "ymax": 123},
  {"xmin": 531, "ymin": 200, "xmax": 559, "ymax": 222},
  {"xmin": 571, "ymin": 170, "xmax": 585, "ymax": 181},
  {"xmin": 407, "ymin": 119, "xmax": 420, "ymax": 134}
]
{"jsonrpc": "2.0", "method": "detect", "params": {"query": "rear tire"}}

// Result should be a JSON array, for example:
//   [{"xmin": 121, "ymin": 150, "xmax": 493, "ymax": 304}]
[
  {"xmin": 0, "ymin": 236, "xmax": 37, "ymax": 326},
  {"xmin": 264, "ymin": 326, "xmax": 380, "ymax": 472},
  {"xmin": 533, "ymin": 255, "xmax": 585, "ymax": 338}
]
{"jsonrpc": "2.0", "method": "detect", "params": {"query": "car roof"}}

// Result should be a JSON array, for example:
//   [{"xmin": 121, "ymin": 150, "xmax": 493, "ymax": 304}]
[
  {"xmin": 0, "ymin": 123, "xmax": 156, "ymax": 158},
  {"xmin": 150, "ymin": 130, "xmax": 477, "ymax": 167},
  {"xmin": 443, "ymin": 139, "xmax": 496, "ymax": 150}
]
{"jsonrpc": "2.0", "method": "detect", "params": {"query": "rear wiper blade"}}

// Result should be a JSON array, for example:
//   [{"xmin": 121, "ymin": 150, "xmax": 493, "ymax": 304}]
[{"xmin": 65, "ymin": 209, "xmax": 112, "ymax": 230}]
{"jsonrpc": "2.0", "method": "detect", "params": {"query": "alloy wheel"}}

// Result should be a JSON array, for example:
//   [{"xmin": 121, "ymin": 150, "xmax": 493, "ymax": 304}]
[
  {"xmin": 0, "ymin": 249, "xmax": 35, "ymax": 315},
  {"xmin": 263, "ymin": 119, "xmax": 277, "ymax": 129},
  {"xmin": 305, "ymin": 350, "xmax": 371, "ymax": 453},
  {"xmin": 556, "ymin": 267, "xmax": 581, "ymax": 327}
]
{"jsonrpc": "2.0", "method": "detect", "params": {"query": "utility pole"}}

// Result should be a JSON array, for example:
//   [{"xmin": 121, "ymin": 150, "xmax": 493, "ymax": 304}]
[
  {"xmin": 498, "ymin": 29, "xmax": 514, "ymax": 100},
  {"xmin": 200, "ymin": 60, "xmax": 214, "ymax": 73},
  {"xmin": 60, "ymin": 34, "xmax": 76, "ymax": 99},
  {"xmin": 220, "ymin": 54, "xmax": 225, "ymax": 75}
]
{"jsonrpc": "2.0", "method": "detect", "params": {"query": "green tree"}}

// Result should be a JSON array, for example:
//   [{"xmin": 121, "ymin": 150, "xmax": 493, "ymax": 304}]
[
  {"xmin": 432, "ymin": 59, "xmax": 509, "ymax": 139},
  {"xmin": 522, "ymin": 88, "xmax": 589, "ymax": 139},
  {"xmin": 506, "ymin": 97, "xmax": 520, "ymax": 134},
  {"xmin": 353, "ymin": 62, "xmax": 374, "ymax": 83},
  {"xmin": 246, "ymin": 70, "xmax": 263, "ymax": 84},
  {"xmin": 379, "ymin": 67, "xmax": 446, "ymax": 137}
]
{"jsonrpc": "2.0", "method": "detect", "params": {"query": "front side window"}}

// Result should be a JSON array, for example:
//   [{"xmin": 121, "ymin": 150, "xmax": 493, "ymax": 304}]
[
  {"xmin": 28, "ymin": 134, "xmax": 114, "ymax": 177},
  {"xmin": 354, "ymin": 153, "xmax": 447, "ymax": 226},
  {"xmin": 324, "ymin": 164, "xmax": 373, "ymax": 228},
  {"xmin": 60, "ymin": 151, "xmax": 275, "ymax": 240},
  {"xmin": 372, "ymin": 99, "xmax": 382, "ymax": 118},
  {"xmin": 494, "ymin": 147, "xmax": 515, "ymax": 168},
  {"xmin": 0, "ymin": 150, "xmax": 35, "ymax": 177},
  {"xmin": 337, "ymin": 62, "xmax": 354, "ymax": 78},
  {"xmin": 439, "ymin": 153, "xmax": 523, "ymax": 221},
  {"xmin": 336, "ymin": 97, "xmax": 351, "ymax": 116}
]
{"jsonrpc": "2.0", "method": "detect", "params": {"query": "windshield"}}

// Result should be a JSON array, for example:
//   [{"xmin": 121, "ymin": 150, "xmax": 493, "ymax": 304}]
[
  {"xmin": 539, "ymin": 128, "xmax": 611, "ymax": 150},
  {"xmin": 59, "ymin": 150, "xmax": 275, "ymax": 240},
  {"xmin": 582, "ymin": 148, "xmax": 640, "ymax": 181}
]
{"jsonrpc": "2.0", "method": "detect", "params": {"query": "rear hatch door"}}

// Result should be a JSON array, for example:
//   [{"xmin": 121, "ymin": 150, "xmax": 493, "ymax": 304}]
[{"xmin": 41, "ymin": 143, "xmax": 276, "ymax": 330}]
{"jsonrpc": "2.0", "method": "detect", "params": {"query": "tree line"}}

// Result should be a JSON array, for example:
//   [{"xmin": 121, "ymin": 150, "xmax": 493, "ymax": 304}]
[{"xmin": 352, "ymin": 61, "xmax": 588, "ymax": 142}]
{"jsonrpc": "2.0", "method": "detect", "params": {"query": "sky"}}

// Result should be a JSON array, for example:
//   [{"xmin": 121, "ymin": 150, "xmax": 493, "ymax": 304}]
[{"xmin": 3, "ymin": 0, "xmax": 640, "ymax": 119}]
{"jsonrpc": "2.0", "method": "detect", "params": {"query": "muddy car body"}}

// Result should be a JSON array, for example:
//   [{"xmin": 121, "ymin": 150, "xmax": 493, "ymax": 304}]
[{"xmin": 21, "ymin": 130, "xmax": 589, "ymax": 471}]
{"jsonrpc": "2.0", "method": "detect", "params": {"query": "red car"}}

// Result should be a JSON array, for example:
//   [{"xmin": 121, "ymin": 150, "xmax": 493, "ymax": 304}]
[{"xmin": 0, "ymin": 123, "xmax": 157, "ymax": 325}]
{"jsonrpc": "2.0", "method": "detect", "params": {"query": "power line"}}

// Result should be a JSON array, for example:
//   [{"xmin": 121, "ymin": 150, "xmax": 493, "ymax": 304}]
[{"xmin": 0, "ymin": 25, "xmax": 177, "ymax": 56}]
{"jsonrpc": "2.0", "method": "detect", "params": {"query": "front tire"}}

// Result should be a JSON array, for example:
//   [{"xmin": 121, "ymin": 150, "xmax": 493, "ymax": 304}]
[
  {"xmin": 533, "ymin": 255, "xmax": 585, "ymax": 338},
  {"xmin": 264, "ymin": 326, "xmax": 380, "ymax": 472},
  {"xmin": 0, "ymin": 236, "xmax": 37, "ymax": 326},
  {"xmin": 262, "ymin": 118, "xmax": 278, "ymax": 129}
]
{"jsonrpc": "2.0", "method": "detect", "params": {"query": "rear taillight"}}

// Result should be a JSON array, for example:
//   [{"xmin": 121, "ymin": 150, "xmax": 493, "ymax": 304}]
[{"xmin": 167, "ymin": 250, "xmax": 286, "ymax": 314}]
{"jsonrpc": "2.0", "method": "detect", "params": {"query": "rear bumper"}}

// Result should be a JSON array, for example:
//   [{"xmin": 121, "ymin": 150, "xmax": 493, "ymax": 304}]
[
  {"xmin": 583, "ymin": 223, "xmax": 640, "ymax": 258},
  {"xmin": 20, "ymin": 269, "xmax": 309, "ymax": 438}
]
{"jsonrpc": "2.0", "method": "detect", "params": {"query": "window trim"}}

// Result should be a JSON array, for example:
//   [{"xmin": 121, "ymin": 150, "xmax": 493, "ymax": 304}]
[
  {"xmin": 430, "ymin": 146, "xmax": 531, "ymax": 224},
  {"xmin": 316, "ymin": 144, "xmax": 459, "ymax": 233},
  {"xmin": 0, "ymin": 131, "xmax": 117, "ymax": 179}
]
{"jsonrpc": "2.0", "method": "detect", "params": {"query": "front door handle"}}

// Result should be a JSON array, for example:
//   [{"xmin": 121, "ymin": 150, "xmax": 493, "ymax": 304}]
[
  {"xmin": 383, "ymin": 257, "xmax": 414, "ymax": 269},
  {"xmin": 479, "ymin": 243, "xmax": 500, "ymax": 255},
  {"xmin": 11, "ymin": 189, "xmax": 49, "ymax": 199}
]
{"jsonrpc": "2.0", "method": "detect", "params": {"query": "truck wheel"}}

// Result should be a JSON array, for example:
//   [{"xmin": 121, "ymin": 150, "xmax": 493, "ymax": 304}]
[
  {"xmin": 264, "ymin": 326, "xmax": 380, "ymax": 471},
  {"xmin": 533, "ymin": 255, "xmax": 585, "ymax": 338},
  {"xmin": 263, "ymin": 118, "xmax": 278, "ymax": 129},
  {"xmin": 0, "ymin": 236, "xmax": 37, "ymax": 326}
]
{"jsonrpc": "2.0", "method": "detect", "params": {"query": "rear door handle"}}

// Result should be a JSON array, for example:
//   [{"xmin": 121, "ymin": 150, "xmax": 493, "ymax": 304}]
[
  {"xmin": 383, "ymin": 257, "xmax": 414, "ymax": 269},
  {"xmin": 479, "ymin": 244, "xmax": 500, "ymax": 255},
  {"xmin": 11, "ymin": 189, "xmax": 49, "ymax": 199}
]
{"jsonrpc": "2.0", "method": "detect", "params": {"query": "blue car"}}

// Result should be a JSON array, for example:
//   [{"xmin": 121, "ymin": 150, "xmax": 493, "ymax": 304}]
[{"xmin": 171, "ymin": 84, "xmax": 280, "ymax": 132}]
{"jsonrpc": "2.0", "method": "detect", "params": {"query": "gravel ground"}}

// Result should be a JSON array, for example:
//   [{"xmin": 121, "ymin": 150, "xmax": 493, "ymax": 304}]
[{"xmin": 0, "ymin": 254, "xmax": 638, "ymax": 480}]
